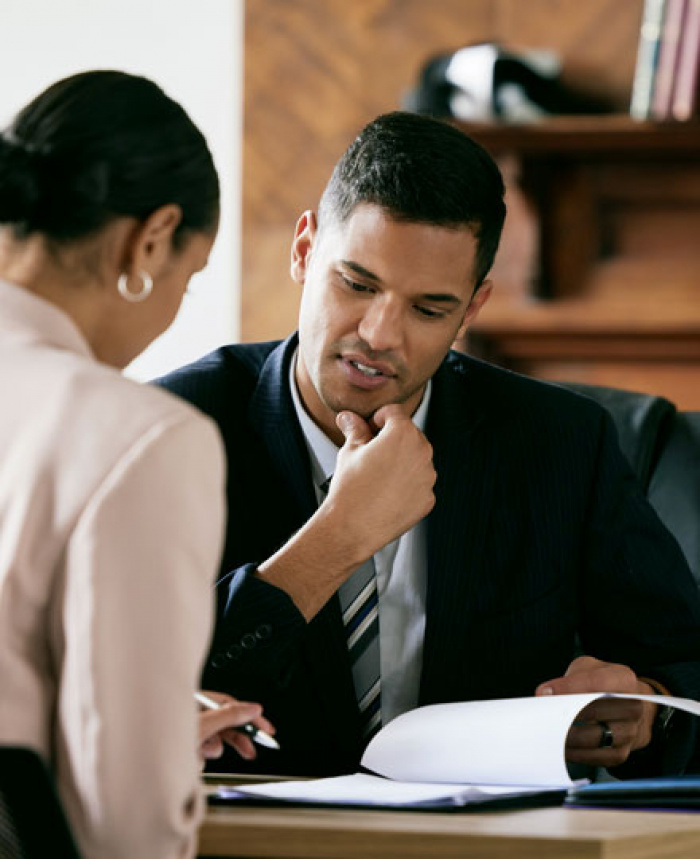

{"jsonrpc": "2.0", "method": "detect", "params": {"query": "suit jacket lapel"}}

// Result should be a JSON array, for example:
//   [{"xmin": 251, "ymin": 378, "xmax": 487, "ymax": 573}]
[
  {"xmin": 249, "ymin": 335, "xmax": 316, "ymax": 518},
  {"xmin": 250, "ymin": 336, "xmax": 362, "ymax": 753},
  {"xmin": 419, "ymin": 356, "xmax": 501, "ymax": 705}
]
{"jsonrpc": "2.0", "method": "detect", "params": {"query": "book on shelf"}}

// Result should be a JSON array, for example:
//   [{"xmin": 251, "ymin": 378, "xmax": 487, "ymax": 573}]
[
  {"xmin": 672, "ymin": 0, "xmax": 700, "ymax": 119},
  {"xmin": 652, "ymin": 0, "xmax": 689, "ymax": 119},
  {"xmin": 212, "ymin": 692, "xmax": 700, "ymax": 811},
  {"xmin": 631, "ymin": 0, "xmax": 669, "ymax": 119}
]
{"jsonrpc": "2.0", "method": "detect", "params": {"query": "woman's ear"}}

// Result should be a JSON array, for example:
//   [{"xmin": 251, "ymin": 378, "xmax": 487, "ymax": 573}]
[
  {"xmin": 456, "ymin": 281, "xmax": 493, "ymax": 340},
  {"xmin": 124, "ymin": 204, "xmax": 183, "ymax": 278},
  {"xmin": 290, "ymin": 210, "xmax": 318, "ymax": 285}
]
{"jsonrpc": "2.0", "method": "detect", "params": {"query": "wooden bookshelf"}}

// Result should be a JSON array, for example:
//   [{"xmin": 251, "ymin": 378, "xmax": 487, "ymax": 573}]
[
  {"xmin": 459, "ymin": 116, "xmax": 700, "ymax": 409},
  {"xmin": 459, "ymin": 114, "xmax": 700, "ymax": 153}
]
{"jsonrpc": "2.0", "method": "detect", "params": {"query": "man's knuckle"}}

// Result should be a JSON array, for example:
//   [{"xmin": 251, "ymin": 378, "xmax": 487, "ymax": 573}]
[{"xmin": 608, "ymin": 748, "xmax": 630, "ymax": 767}]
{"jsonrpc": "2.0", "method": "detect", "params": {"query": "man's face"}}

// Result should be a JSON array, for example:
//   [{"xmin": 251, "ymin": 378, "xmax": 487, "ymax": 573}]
[{"xmin": 291, "ymin": 204, "xmax": 491, "ymax": 443}]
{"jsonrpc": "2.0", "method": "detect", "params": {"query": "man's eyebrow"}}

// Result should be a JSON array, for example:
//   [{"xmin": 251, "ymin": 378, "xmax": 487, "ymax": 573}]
[
  {"xmin": 340, "ymin": 260, "xmax": 463, "ymax": 305},
  {"xmin": 341, "ymin": 260, "xmax": 381, "ymax": 283},
  {"xmin": 418, "ymin": 292, "xmax": 462, "ymax": 305}
]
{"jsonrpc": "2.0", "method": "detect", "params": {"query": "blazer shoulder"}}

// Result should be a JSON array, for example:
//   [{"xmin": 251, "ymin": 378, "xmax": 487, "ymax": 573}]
[
  {"xmin": 45, "ymin": 347, "xmax": 200, "ymax": 431},
  {"xmin": 154, "ymin": 340, "xmax": 281, "ymax": 420},
  {"xmin": 441, "ymin": 351, "xmax": 607, "ymax": 430},
  {"xmin": 15, "ymin": 352, "xmax": 221, "ymax": 526}
]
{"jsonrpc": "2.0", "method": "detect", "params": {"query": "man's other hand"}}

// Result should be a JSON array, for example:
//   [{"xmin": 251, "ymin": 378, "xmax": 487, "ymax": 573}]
[{"xmin": 535, "ymin": 655, "xmax": 657, "ymax": 768}]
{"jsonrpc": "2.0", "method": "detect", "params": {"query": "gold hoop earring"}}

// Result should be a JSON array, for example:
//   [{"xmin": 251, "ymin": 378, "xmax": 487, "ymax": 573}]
[{"xmin": 117, "ymin": 271, "xmax": 153, "ymax": 303}]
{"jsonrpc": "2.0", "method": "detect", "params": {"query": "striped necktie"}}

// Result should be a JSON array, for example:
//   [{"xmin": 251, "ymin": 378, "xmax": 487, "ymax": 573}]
[{"xmin": 320, "ymin": 478, "xmax": 381, "ymax": 738}]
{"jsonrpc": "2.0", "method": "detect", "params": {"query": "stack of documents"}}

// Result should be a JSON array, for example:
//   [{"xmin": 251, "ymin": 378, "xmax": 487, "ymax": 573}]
[{"xmin": 213, "ymin": 692, "xmax": 700, "ymax": 811}]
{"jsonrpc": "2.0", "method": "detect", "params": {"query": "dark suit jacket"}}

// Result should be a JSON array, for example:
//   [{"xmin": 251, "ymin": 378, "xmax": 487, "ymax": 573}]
[{"xmin": 158, "ymin": 335, "xmax": 700, "ymax": 777}]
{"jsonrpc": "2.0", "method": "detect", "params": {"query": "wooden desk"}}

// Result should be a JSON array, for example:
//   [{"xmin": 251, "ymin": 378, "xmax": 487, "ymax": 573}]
[{"xmin": 198, "ymin": 798, "xmax": 700, "ymax": 859}]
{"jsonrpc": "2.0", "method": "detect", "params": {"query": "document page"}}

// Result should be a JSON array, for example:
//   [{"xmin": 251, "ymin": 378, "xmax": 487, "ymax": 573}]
[
  {"xmin": 218, "ymin": 773, "xmax": 565, "ymax": 808},
  {"xmin": 362, "ymin": 694, "xmax": 584, "ymax": 787},
  {"xmin": 362, "ymin": 692, "xmax": 700, "ymax": 787}
]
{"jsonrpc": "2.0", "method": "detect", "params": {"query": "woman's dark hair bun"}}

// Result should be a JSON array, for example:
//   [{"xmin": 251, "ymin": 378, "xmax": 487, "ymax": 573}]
[
  {"xmin": 0, "ymin": 70, "xmax": 219, "ymax": 244},
  {"xmin": 0, "ymin": 135, "xmax": 41, "ymax": 224}
]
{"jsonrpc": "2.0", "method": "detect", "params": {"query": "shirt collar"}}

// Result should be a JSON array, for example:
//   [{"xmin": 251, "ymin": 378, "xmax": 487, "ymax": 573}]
[
  {"xmin": 289, "ymin": 348, "xmax": 432, "ymax": 492},
  {"xmin": 0, "ymin": 278, "xmax": 94, "ymax": 359}
]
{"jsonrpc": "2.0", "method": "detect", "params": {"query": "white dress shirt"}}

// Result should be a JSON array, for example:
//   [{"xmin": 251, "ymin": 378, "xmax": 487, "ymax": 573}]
[
  {"xmin": 0, "ymin": 280, "xmax": 225, "ymax": 859},
  {"xmin": 289, "ymin": 353, "xmax": 429, "ymax": 723}
]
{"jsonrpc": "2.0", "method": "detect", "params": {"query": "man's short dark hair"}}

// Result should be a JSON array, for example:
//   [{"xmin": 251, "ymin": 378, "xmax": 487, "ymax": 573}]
[{"xmin": 318, "ymin": 111, "xmax": 506, "ymax": 289}]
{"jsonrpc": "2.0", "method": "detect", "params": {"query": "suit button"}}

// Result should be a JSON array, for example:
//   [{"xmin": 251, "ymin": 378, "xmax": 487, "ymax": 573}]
[
  {"xmin": 210, "ymin": 653, "xmax": 227, "ymax": 669},
  {"xmin": 226, "ymin": 644, "xmax": 242, "ymax": 661},
  {"xmin": 255, "ymin": 624, "xmax": 272, "ymax": 640},
  {"xmin": 241, "ymin": 633, "xmax": 257, "ymax": 649}
]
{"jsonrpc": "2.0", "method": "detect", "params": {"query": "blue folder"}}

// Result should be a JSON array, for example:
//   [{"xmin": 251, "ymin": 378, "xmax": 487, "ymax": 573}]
[{"xmin": 567, "ymin": 776, "xmax": 700, "ymax": 810}]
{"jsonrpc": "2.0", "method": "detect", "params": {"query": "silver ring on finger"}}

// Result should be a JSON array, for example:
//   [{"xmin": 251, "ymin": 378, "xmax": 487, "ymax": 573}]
[{"xmin": 598, "ymin": 721, "xmax": 614, "ymax": 749}]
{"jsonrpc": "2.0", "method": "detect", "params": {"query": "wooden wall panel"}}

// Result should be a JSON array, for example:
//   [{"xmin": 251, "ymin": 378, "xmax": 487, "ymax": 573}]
[
  {"xmin": 497, "ymin": 0, "xmax": 642, "ymax": 107},
  {"xmin": 243, "ymin": 0, "xmax": 644, "ymax": 342},
  {"xmin": 243, "ymin": 0, "xmax": 497, "ymax": 341}
]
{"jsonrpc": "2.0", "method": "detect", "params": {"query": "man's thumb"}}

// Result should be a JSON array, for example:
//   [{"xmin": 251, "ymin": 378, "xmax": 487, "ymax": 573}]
[{"xmin": 336, "ymin": 410, "xmax": 373, "ymax": 445}]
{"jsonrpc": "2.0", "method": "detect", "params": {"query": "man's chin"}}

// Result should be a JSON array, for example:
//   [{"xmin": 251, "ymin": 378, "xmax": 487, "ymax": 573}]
[
  {"xmin": 330, "ymin": 396, "xmax": 403, "ymax": 423},
  {"xmin": 321, "ymin": 376, "xmax": 412, "ymax": 422}
]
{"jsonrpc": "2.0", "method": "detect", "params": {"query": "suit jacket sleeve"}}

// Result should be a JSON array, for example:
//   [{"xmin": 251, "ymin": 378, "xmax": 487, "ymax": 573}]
[
  {"xmin": 202, "ymin": 563, "xmax": 308, "ymax": 697},
  {"xmin": 155, "ymin": 347, "xmax": 312, "ymax": 705}
]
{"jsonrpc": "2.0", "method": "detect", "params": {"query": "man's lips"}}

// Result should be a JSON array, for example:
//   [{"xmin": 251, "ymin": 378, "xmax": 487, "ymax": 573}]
[{"xmin": 341, "ymin": 353, "xmax": 397, "ymax": 379}]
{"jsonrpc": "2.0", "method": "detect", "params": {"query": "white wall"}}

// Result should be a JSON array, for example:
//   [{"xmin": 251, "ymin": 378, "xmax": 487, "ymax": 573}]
[{"xmin": 0, "ymin": 0, "xmax": 242, "ymax": 380}]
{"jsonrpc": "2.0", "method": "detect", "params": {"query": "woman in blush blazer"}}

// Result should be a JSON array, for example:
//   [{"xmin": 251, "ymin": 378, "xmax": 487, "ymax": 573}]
[{"xmin": 0, "ymin": 71, "xmax": 272, "ymax": 859}]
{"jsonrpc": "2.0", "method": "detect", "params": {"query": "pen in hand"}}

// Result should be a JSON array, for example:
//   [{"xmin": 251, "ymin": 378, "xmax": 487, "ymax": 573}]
[{"xmin": 194, "ymin": 692, "xmax": 280, "ymax": 750}]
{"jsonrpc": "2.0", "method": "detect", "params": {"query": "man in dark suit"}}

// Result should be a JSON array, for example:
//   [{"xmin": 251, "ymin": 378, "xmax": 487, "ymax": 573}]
[{"xmin": 158, "ymin": 112, "xmax": 700, "ymax": 778}]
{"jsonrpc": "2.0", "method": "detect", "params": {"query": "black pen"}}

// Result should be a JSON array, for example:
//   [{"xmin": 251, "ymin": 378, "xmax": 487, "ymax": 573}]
[{"xmin": 194, "ymin": 692, "xmax": 280, "ymax": 750}]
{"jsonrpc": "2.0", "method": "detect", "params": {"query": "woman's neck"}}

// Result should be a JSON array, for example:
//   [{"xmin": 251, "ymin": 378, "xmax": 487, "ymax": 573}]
[{"xmin": 0, "ymin": 229, "xmax": 108, "ymax": 359}]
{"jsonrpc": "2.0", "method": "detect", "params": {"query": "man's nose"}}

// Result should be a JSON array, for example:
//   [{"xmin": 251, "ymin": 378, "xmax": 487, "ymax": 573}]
[{"xmin": 357, "ymin": 298, "xmax": 403, "ymax": 352}]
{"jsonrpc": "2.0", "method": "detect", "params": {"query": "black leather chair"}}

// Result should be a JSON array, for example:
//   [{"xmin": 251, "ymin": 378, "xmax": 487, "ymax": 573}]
[
  {"xmin": 558, "ymin": 382, "xmax": 700, "ymax": 588},
  {"xmin": 0, "ymin": 746, "xmax": 81, "ymax": 859}
]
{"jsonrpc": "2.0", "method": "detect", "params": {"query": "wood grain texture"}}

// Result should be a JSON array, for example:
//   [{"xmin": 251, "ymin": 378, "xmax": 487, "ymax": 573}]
[
  {"xmin": 198, "ymin": 801, "xmax": 700, "ymax": 858},
  {"xmin": 244, "ymin": 0, "xmax": 496, "ymax": 341},
  {"xmin": 497, "ymin": 0, "xmax": 643, "ymax": 107}
]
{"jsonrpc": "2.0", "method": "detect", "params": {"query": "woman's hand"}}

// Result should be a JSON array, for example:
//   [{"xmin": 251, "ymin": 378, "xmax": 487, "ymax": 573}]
[{"xmin": 197, "ymin": 690, "xmax": 275, "ymax": 761}]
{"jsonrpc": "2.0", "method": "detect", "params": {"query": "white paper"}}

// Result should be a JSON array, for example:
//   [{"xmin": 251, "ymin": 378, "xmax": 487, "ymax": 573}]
[
  {"xmin": 224, "ymin": 773, "xmax": 562, "ymax": 808},
  {"xmin": 362, "ymin": 695, "xmax": 581, "ymax": 787},
  {"xmin": 362, "ymin": 692, "xmax": 700, "ymax": 787}
]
